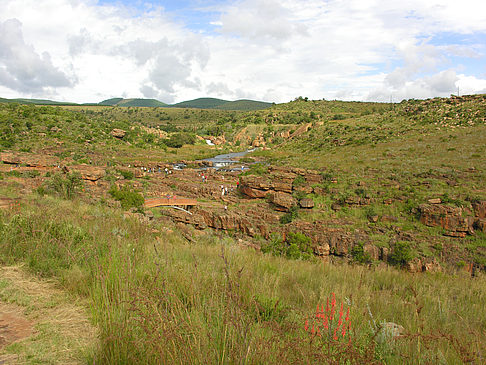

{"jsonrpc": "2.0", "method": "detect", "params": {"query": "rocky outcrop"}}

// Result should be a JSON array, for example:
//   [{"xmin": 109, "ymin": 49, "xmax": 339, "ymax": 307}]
[
  {"xmin": 269, "ymin": 192, "xmax": 297, "ymax": 212},
  {"xmin": 67, "ymin": 164, "xmax": 105, "ymax": 181},
  {"xmin": 110, "ymin": 129, "xmax": 126, "ymax": 139},
  {"xmin": 473, "ymin": 201, "xmax": 486, "ymax": 219},
  {"xmin": 239, "ymin": 167, "xmax": 323, "ymax": 202},
  {"xmin": 418, "ymin": 204, "xmax": 472, "ymax": 237},
  {"xmin": 299, "ymin": 198, "xmax": 314, "ymax": 209},
  {"xmin": 0, "ymin": 152, "xmax": 57, "ymax": 167}
]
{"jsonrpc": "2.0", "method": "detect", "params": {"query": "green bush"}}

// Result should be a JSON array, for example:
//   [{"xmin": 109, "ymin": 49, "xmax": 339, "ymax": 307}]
[
  {"xmin": 389, "ymin": 241, "xmax": 414, "ymax": 267},
  {"xmin": 279, "ymin": 205, "xmax": 299, "ymax": 224},
  {"xmin": 292, "ymin": 175, "xmax": 306, "ymax": 187},
  {"xmin": 165, "ymin": 132, "xmax": 196, "ymax": 148},
  {"xmin": 240, "ymin": 163, "xmax": 268, "ymax": 176},
  {"xmin": 41, "ymin": 172, "xmax": 84, "ymax": 199},
  {"xmin": 118, "ymin": 169, "xmax": 134, "ymax": 180},
  {"xmin": 261, "ymin": 232, "xmax": 313, "ymax": 260},
  {"xmin": 108, "ymin": 185, "xmax": 144, "ymax": 210},
  {"xmin": 351, "ymin": 242, "xmax": 372, "ymax": 264}
]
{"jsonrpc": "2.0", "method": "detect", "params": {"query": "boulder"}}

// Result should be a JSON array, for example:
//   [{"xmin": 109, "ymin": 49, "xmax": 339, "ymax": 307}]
[
  {"xmin": 406, "ymin": 258, "xmax": 422, "ymax": 273},
  {"xmin": 269, "ymin": 191, "xmax": 297, "ymax": 212},
  {"xmin": 418, "ymin": 204, "xmax": 471, "ymax": 234},
  {"xmin": 110, "ymin": 129, "xmax": 126, "ymax": 139},
  {"xmin": 315, "ymin": 243, "xmax": 330, "ymax": 256},
  {"xmin": 239, "ymin": 185, "xmax": 268, "ymax": 199},
  {"xmin": 423, "ymin": 259, "xmax": 442, "ymax": 273},
  {"xmin": 67, "ymin": 164, "xmax": 105, "ymax": 181},
  {"xmin": 299, "ymin": 198, "xmax": 314, "ymax": 209},
  {"xmin": 363, "ymin": 244, "xmax": 380, "ymax": 260},
  {"xmin": 377, "ymin": 322, "xmax": 405, "ymax": 343},
  {"xmin": 381, "ymin": 215, "xmax": 398, "ymax": 223},
  {"xmin": 474, "ymin": 218, "xmax": 486, "ymax": 233},
  {"xmin": 472, "ymin": 201, "xmax": 486, "ymax": 219}
]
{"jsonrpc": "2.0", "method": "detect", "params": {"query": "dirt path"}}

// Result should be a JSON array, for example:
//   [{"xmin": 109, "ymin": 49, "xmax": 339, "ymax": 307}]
[{"xmin": 0, "ymin": 266, "xmax": 98, "ymax": 364}]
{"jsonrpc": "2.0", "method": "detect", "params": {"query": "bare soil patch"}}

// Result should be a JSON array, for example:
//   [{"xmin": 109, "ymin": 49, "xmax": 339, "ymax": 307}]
[{"xmin": 0, "ymin": 266, "xmax": 98, "ymax": 364}]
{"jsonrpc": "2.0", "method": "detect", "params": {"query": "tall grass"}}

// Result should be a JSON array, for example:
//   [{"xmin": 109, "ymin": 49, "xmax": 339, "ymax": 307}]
[{"xmin": 0, "ymin": 195, "xmax": 485, "ymax": 363}]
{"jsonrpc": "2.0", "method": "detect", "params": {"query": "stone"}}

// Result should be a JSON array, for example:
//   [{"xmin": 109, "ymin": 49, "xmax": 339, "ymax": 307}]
[
  {"xmin": 299, "ymin": 198, "xmax": 314, "ymax": 209},
  {"xmin": 369, "ymin": 215, "xmax": 379, "ymax": 223},
  {"xmin": 363, "ymin": 244, "xmax": 380, "ymax": 260},
  {"xmin": 110, "ymin": 129, "xmax": 126, "ymax": 139},
  {"xmin": 315, "ymin": 243, "xmax": 330, "ymax": 256},
  {"xmin": 239, "ymin": 186, "xmax": 268, "ymax": 199},
  {"xmin": 269, "ymin": 191, "xmax": 297, "ymax": 212},
  {"xmin": 313, "ymin": 186, "xmax": 327, "ymax": 195},
  {"xmin": 418, "ymin": 204, "xmax": 470, "ymax": 234},
  {"xmin": 381, "ymin": 215, "xmax": 398, "ymax": 223},
  {"xmin": 474, "ymin": 218, "xmax": 486, "ymax": 233},
  {"xmin": 380, "ymin": 247, "xmax": 391, "ymax": 261},
  {"xmin": 423, "ymin": 259, "xmax": 442, "ymax": 273},
  {"xmin": 406, "ymin": 258, "xmax": 422, "ymax": 273},
  {"xmin": 444, "ymin": 231, "xmax": 467, "ymax": 238},
  {"xmin": 472, "ymin": 201, "xmax": 486, "ymax": 219},
  {"xmin": 331, "ymin": 203, "xmax": 342, "ymax": 211},
  {"xmin": 67, "ymin": 164, "xmax": 105, "ymax": 181},
  {"xmin": 145, "ymin": 210, "xmax": 154, "ymax": 220},
  {"xmin": 428, "ymin": 198, "xmax": 442, "ymax": 204},
  {"xmin": 377, "ymin": 322, "xmax": 405, "ymax": 343}
]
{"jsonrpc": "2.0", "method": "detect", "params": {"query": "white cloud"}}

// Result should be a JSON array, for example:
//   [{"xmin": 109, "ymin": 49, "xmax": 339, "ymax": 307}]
[
  {"xmin": 0, "ymin": 18, "xmax": 74, "ymax": 94},
  {"xmin": 0, "ymin": 0, "xmax": 485, "ymax": 103}
]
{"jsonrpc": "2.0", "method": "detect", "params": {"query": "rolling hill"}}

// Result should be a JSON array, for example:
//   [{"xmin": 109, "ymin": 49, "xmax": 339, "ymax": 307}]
[
  {"xmin": 0, "ymin": 96, "xmax": 272, "ymax": 110},
  {"xmin": 172, "ymin": 97, "xmax": 272, "ymax": 110}
]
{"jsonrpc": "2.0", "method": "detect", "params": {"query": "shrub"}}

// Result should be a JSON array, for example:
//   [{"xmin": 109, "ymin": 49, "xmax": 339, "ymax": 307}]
[
  {"xmin": 42, "ymin": 172, "xmax": 84, "ymax": 199},
  {"xmin": 292, "ymin": 175, "xmax": 306, "ymax": 187},
  {"xmin": 165, "ymin": 132, "xmax": 196, "ymax": 148},
  {"xmin": 261, "ymin": 232, "xmax": 313, "ymax": 260},
  {"xmin": 240, "ymin": 163, "xmax": 268, "ymax": 176},
  {"xmin": 350, "ymin": 242, "xmax": 372, "ymax": 264},
  {"xmin": 389, "ymin": 241, "xmax": 414, "ymax": 267},
  {"xmin": 280, "ymin": 205, "xmax": 299, "ymax": 224},
  {"xmin": 108, "ymin": 185, "xmax": 144, "ymax": 210},
  {"xmin": 118, "ymin": 169, "xmax": 134, "ymax": 180}
]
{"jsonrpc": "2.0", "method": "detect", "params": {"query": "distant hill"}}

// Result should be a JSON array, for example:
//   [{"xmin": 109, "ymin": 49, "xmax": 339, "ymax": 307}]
[
  {"xmin": 217, "ymin": 99, "xmax": 273, "ymax": 111},
  {"xmin": 99, "ymin": 98, "xmax": 124, "ymax": 106},
  {"xmin": 172, "ymin": 97, "xmax": 229, "ymax": 109},
  {"xmin": 99, "ymin": 98, "xmax": 168, "ymax": 107},
  {"xmin": 0, "ymin": 96, "xmax": 272, "ymax": 110},
  {"xmin": 0, "ymin": 98, "xmax": 77, "ymax": 106},
  {"xmin": 172, "ymin": 97, "xmax": 272, "ymax": 110}
]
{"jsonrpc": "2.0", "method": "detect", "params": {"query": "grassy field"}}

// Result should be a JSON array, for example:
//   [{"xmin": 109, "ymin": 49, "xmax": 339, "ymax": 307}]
[{"xmin": 0, "ymin": 191, "xmax": 485, "ymax": 364}]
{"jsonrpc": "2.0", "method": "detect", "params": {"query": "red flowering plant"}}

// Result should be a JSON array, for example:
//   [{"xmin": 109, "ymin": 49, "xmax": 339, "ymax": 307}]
[{"xmin": 304, "ymin": 293, "xmax": 353, "ymax": 359}]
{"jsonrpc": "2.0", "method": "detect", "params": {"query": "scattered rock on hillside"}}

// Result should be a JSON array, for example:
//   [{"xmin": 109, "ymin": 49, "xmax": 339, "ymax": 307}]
[
  {"xmin": 474, "ymin": 219, "xmax": 486, "ymax": 233},
  {"xmin": 239, "ymin": 185, "xmax": 268, "ymax": 199},
  {"xmin": 269, "ymin": 191, "xmax": 297, "ymax": 212},
  {"xmin": 110, "ymin": 129, "xmax": 126, "ymax": 139},
  {"xmin": 299, "ymin": 198, "xmax": 314, "ymax": 209},
  {"xmin": 67, "ymin": 164, "xmax": 105, "ymax": 181},
  {"xmin": 428, "ymin": 198, "xmax": 442, "ymax": 204},
  {"xmin": 418, "ymin": 204, "xmax": 471, "ymax": 235},
  {"xmin": 472, "ymin": 201, "xmax": 486, "ymax": 219}
]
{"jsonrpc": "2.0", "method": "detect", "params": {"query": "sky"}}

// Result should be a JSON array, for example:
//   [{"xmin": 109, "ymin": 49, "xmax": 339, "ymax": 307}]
[{"xmin": 0, "ymin": 0, "xmax": 485, "ymax": 104}]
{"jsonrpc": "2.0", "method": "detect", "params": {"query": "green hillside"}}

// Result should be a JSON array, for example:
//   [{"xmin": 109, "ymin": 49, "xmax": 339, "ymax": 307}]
[
  {"xmin": 172, "ymin": 97, "xmax": 229, "ymax": 109},
  {"xmin": 0, "ymin": 97, "xmax": 77, "ymax": 106},
  {"xmin": 99, "ymin": 98, "xmax": 124, "ymax": 106},
  {"xmin": 172, "ymin": 97, "xmax": 272, "ymax": 110},
  {"xmin": 217, "ymin": 99, "xmax": 272, "ymax": 110}
]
